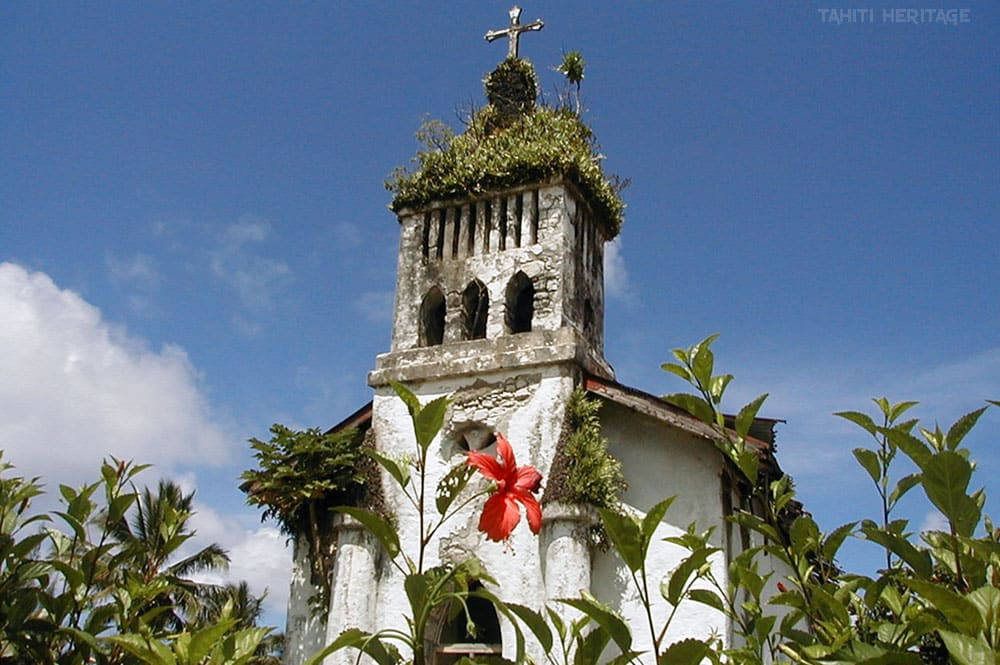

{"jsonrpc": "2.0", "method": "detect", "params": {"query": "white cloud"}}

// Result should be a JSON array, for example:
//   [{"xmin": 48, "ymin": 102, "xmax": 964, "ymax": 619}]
[
  {"xmin": 0, "ymin": 261, "xmax": 285, "ymax": 615},
  {"xmin": 0, "ymin": 262, "xmax": 231, "ymax": 488},
  {"xmin": 604, "ymin": 238, "xmax": 632, "ymax": 300},
  {"xmin": 210, "ymin": 217, "xmax": 292, "ymax": 311},
  {"xmin": 919, "ymin": 510, "xmax": 948, "ymax": 533},
  {"xmin": 717, "ymin": 346, "xmax": 1000, "ymax": 538},
  {"xmin": 187, "ymin": 502, "xmax": 291, "ymax": 623}
]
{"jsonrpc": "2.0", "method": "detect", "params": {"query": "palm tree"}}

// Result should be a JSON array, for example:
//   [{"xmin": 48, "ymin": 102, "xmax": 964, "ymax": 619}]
[
  {"xmin": 190, "ymin": 582, "xmax": 283, "ymax": 665},
  {"xmin": 108, "ymin": 479, "xmax": 230, "ymax": 630}
]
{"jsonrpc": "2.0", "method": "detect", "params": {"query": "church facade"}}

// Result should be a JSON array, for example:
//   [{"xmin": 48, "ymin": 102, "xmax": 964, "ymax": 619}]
[
  {"xmin": 282, "ymin": 179, "xmax": 784, "ymax": 664},
  {"xmin": 282, "ymin": 15, "xmax": 787, "ymax": 664}
]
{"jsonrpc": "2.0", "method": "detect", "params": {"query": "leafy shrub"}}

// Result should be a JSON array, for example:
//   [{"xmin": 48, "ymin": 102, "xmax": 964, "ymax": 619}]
[
  {"xmin": 386, "ymin": 59, "xmax": 625, "ymax": 237},
  {"xmin": 544, "ymin": 387, "xmax": 625, "ymax": 510}
]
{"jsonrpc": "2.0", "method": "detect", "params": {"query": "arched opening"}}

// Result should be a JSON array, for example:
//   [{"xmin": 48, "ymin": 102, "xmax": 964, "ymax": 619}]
[
  {"xmin": 583, "ymin": 298, "xmax": 595, "ymax": 337},
  {"xmin": 505, "ymin": 271, "xmax": 534, "ymax": 334},
  {"xmin": 426, "ymin": 581, "xmax": 502, "ymax": 664},
  {"xmin": 419, "ymin": 287, "xmax": 446, "ymax": 347},
  {"xmin": 461, "ymin": 280, "xmax": 489, "ymax": 340}
]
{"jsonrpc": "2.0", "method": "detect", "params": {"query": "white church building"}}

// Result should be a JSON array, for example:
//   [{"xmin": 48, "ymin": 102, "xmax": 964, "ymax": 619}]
[{"xmin": 282, "ymin": 10, "xmax": 789, "ymax": 665}]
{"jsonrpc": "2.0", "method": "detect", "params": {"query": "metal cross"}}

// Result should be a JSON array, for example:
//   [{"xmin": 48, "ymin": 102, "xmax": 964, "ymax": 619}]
[{"xmin": 484, "ymin": 6, "xmax": 544, "ymax": 59}]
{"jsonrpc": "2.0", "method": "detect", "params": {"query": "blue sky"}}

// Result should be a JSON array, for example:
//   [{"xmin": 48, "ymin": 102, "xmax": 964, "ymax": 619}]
[{"xmin": 2, "ymin": 3, "xmax": 998, "ymax": 627}]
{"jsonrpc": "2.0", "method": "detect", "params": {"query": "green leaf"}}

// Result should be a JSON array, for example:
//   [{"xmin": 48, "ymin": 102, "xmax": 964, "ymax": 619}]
[
  {"xmin": 966, "ymin": 584, "xmax": 1000, "ymax": 628},
  {"xmin": 835, "ymin": 410, "xmax": 878, "ymax": 435},
  {"xmin": 729, "ymin": 511, "xmax": 782, "ymax": 545},
  {"xmin": 391, "ymin": 381, "xmax": 421, "ymax": 416},
  {"xmin": 302, "ymin": 628, "xmax": 401, "ymax": 665},
  {"xmin": 688, "ymin": 588, "xmax": 725, "ymax": 613},
  {"xmin": 335, "ymin": 507, "xmax": 400, "ymax": 558},
  {"xmin": 225, "ymin": 627, "xmax": 272, "ymax": 663},
  {"xmin": 436, "ymin": 463, "xmax": 476, "ymax": 516},
  {"xmin": 888, "ymin": 400, "xmax": 920, "ymax": 422},
  {"xmin": 810, "ymin": 585, "xmax": 851, "ymax": 629},
  {"xmin": 641, "ymin": 497, "xmax": 676, "ymax": 556},
  {"xmin": 884, "ymin": 428, "xmax": 933, "ymax": 470},
  {"xmin": 660, "ymin": 362, "xmax": 692, "ymax": 382},
  {"xmin": 821, "ymin": 521, "xmax": 857, "ymax": 563},
  {"xmin": 599, "ymin": 508, "xmax": 643, "ymax": 572},
  {"xmin": 507, "ymin": 603, "xmax": 553, "ymax": 653},
  {"xmin": 709, "ymin": 374, "xmax": 733, "ymax": 403},
  {"xmin": 853, "ymin": 650, "xmax": 924, "ymax": 664},
  {"xmin": 691, "ymin": 339, "xmax": 715, "ymax": 389},
  {"xmin": 735, "ymin": 448, "xmax": 760, "ymax": 486},
  {"xmin": 853, "ymin": 448, "xmax": 882, "ymax": 483},
  {"xmin": 414, "ymin": 395, "xmax": 449, "ymax": 450},
  {"xmin": 368, "ymin": 448, "xmax": 411, "ymax": 488},
  {"xmin": 657, "ymin": 638, "xmax": 710, "ymax": 665},
  {"xmin": 888, "ymin": 474, "xmax": 921, "ymax": 506},
  {"xmin": 58, "ymin": 627, "xmax": 103, "ymax": 654},
  {"xmin": 736, "ymin": 394, "xmax": 768, "ymax": 440},
  {"xmin": 662, "ymin": 393, "xmax": 715, "ymax": 425},
  {"xmin": 904, "ymin": 579, "xmax": 982, "ymax": 635},
  {"xmin": 921, "ymin": 451, "xmax": 979, "ymax": 537},
  {"xmin": 573, "ymin": 626, "xmax": 612, "ymax": 665},
  {"xmin": 559, "ymin": 592, "xmax": 632, "ymax": 652},
  {"xmin": 945, "ymin": 406, "xmax": 988, "ymax": 450},
  {"xmin": 107, "ymin": 633, "xmax": 176, "ymax": 665},
  {"xmin": 789, "ymin": 515, "xmax": 821, "ymax": 552},
  {"xmin": 662, "ymin": 547, "xmax": 712, "ymax": 606},
  {"xmin": 53, "ymin": 510, "xmax": 87, "ymax": 542},
  {"xmin": 187, "ymin": 620, "xmax": 237, "ymax": 664},
  {"xmin": 861, "ymin": 525, "xmax": 933, "ymax": 579},
  {"xmin": 937, "ymin": 631, "xmax": 997, "ymax": 665},
  {"xmin": 404, "ymin": 572, "xmax": 429, "ymax": 621}
]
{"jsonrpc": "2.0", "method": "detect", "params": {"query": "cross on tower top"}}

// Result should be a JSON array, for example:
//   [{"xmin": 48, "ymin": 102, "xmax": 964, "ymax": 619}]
[{"xmin": 484, "ymin": 6, "xmax": 544, "ymax": 59}]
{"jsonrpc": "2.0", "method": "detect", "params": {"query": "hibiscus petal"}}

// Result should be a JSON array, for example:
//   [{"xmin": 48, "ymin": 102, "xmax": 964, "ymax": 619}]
[
  {"xmin": 467, "ymin": 449, "xmax": 504, "ymax": 481},
  {"xmin": 518, "ymin": 492, "xmax": 543, "ymax": 535},
  {"xmin": 513, "ymin": 464, "xmax": 542, "ymax": 493},
  {"xmin": 479, "ymin": 491, "xmax": 520, "ymax": 542},
  {"xmin": 495, "ymin": 432, "xmax": 516, "ymax": 474}
]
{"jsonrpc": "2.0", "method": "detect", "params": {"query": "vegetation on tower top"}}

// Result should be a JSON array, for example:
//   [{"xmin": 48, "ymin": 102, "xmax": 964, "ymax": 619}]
[{"xmin": 386, "ymin": 57, "xmax": 626, "ymax": 237}]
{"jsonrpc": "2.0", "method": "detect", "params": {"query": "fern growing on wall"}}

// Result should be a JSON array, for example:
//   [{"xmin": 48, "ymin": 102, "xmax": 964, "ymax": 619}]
[{"xmin": 544, "ymin": 387, "xmax": 626, "ymax": 509}]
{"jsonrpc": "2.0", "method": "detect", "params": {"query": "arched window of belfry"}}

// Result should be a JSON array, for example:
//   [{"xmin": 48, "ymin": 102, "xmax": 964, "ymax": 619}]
[
  {"xmin": 461, "ymin": 280, "xmax": 489, "ymax": 340},
  {"xmin": 419, "ymin": 287, "xmax": 446, "ymax": 347},
  {"xmin": 505, "ymin": 271, "xmax": 534, "ymax": 334},
  {"xmin": 583, "ymin": 298, "xmax": 595, "ymax": 336},
  {"xmin": 425, "ymin": 581, "xmax": 502, "ymax": 664}
]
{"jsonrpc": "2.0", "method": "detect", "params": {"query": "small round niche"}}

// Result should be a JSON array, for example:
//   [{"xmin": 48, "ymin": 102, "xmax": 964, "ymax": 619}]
[{"xmin": 451, "ymin": 423, "xmax": 495, "ymax": 453}]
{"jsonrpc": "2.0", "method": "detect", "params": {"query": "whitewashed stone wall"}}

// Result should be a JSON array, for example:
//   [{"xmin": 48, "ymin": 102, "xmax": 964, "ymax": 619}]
[
  {"xmin": 592, "ymin": 400, "xmax": 733, "ymax": 657},
  {"xmin": 284, "ymin": 538, "xmax": 328, "ymax": 664},
  {"xmin": 363, "ymin": 366, "xmax": 576, "ymax": 664}
]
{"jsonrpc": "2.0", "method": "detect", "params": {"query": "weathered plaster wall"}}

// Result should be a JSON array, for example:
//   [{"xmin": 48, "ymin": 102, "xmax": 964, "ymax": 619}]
[
  {"xmin": 284, "ymin": 538, "xmax": 328, "ymax": 664},
  {"xmin": 592, "ymin": 399, "xmax": 732, "ymax": 658},
  {"xmin": 353, "ymin": 365, "xmax": 575, "ymax": 663},
  {"xmin": 389, "ymin": 182, "xmax": 606, "ymax": 364}
]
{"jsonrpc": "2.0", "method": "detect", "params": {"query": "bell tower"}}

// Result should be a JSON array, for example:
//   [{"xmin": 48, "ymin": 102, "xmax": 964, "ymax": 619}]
[
  {"xmin": 368, "ymin": 16, "xmax": 621, "ymax": 388},
  {"xmin": 368, "ymin": 176, "xmax": 615, "ymax": 387},
  {"xmin": 300, "ymin": 10, "xmax": 627, "ymax": 664}
]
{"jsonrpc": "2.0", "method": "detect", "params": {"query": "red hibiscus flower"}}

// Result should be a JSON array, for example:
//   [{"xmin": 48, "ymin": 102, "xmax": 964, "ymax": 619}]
[{"xmin": 467, "ymin": 432, "xmax": 542, "ymax": 542}]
